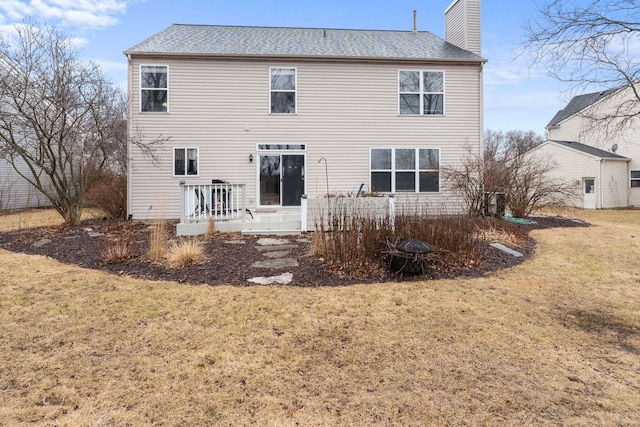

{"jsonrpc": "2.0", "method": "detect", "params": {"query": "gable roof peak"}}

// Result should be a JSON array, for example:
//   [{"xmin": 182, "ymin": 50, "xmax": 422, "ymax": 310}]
[{"xmin": 546, "ymin": 88, "xmax": 618, "ymax": 128}]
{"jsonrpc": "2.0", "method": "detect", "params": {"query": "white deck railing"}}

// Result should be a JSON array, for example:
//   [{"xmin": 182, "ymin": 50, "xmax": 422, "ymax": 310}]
[{"xmin": 180, "ymin": 182, "xmax": 248, "ymax": 223}]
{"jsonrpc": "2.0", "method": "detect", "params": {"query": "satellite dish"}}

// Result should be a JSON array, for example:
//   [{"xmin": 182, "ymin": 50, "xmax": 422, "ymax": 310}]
[{"xmin": 611, "ymin": 143, "xmax": 618, "ymax": 153}]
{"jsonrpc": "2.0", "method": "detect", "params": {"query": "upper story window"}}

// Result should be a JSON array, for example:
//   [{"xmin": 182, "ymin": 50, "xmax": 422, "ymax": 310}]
[
  {"xmin": 399, "ymin": 70, "xmax": 444, "ymax": 115},
  {"xmin": 631, "ymin": 171, "xmax": 640, "ymax": 188},
  {"xmin": 174, "ymin": 147, "xmax": 198, "ymax": 176},
  {"xmin": 270, "ymin": 67, "xmax": 296, "ymax": 114},
  {"xmin": 370, "ymin": 148, "xmax": 440, "ymax": 193},
  {"xmin": 141, "ymin": 65, "xmax": 168, "ymax": 112}
]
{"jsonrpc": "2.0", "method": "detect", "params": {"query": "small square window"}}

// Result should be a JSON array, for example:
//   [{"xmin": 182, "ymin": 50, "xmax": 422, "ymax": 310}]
[
  {"xmin": 174, "ymin": 148, "xmax": 198, "ymax": 176},
  {"xmin": 399, "ymin": 70, "xmax": 444, "ymax": 115}
]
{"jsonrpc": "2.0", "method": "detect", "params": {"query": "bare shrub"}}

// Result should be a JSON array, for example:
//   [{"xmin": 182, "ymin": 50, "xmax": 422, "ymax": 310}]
[
  {"xmin": 98, "ymin": 233, "xmax": 138, "ymax": 264},
  {"xmin": 393, "ymin": 212, "xmax": 485, "ymax": 270},
  {"xmin": 166, "ymin": 238, "xmax": 208, "ymax": 268},
  {"xmin": 507, "ymin": 153, "xmax": 580, "ymax": 218},
  {"xmin": 312, "ymin": 198, "xmax": 487, "ymax": 275},
  {"xmin": 84, "ymin": 174, "xmax": 127, "ymax": 220},
  {"xmin": 311, "ymin": 198, "xmax": 391, "ymax": 275}
]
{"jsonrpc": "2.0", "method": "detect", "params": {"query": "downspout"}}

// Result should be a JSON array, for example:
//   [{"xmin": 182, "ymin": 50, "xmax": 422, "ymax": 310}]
[
  {"xmin": 599, "ymin": 158, "xmax": 604, "ymax": 209},
  {"xmin": 126, "ymin": 53, "xmax": 133, "ymax": 219},
  {"xmin": 479, "ymin": 62, "xmax": 484, "ymax": 157}
]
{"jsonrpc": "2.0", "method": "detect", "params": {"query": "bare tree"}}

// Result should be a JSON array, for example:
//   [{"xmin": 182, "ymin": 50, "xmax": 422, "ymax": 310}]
[
  {"xmin": 443, "ymin": 145, "xmax": 485, "ymax": 216},
  {"xmin": 506, "ymin": 153, "xmax": 580, "ymax": 218},
  {"xmin": 0, "ymin": 23, "xmax": 161, "ymax": 225},
  {"xmin": 445, "ymin": 130, "xmax": 575, "ymax": 217},
  {"xmin": 525, "ymin": 0, "xmax": 640, "ymax": 132}
]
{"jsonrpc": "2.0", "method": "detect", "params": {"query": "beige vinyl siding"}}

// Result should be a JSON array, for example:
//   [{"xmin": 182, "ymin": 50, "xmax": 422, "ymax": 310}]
[
  {"xmin": 128, "ymin": 57, "xmax": 482, "ymax": 219},
  {"xmin": 445, "ymin": 0, "xmax": 481, "ymax": 56}
]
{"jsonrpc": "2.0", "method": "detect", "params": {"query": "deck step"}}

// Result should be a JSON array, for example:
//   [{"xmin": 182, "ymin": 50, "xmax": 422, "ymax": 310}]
[
  {"xmin": 240, "ymin": 220, "xmax": 301, "ymax": 235},
  {"xmin": 241, "ymin": 229, "xmax": 302, "ymax": 236}
]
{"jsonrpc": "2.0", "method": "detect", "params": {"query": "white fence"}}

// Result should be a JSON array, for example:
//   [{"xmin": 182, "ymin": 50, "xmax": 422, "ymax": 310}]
[{"xmin": 301, "ymin": 195, "xmax": 394, "ymax": 232}]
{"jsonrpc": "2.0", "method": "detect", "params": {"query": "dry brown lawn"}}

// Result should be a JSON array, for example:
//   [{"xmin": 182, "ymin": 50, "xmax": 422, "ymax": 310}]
[{"xmin": 1, "ymin": 208, "xmax": 639, "ymax": 426}]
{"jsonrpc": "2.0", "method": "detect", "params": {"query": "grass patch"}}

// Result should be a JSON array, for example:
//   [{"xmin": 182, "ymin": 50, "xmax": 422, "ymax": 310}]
[{"xmin": 0, "ymin": 208, "xmax": 639, "ymax": 425}]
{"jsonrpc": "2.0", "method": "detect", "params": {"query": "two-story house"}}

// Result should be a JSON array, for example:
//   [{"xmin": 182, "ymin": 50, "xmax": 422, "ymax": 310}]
[
  {"xmin": 527, "ymin": 86, "xmax": 639, "ymax": 209},
  {"xmin": 125, "ymin": 0, "xmax": 485, "ymax": 233}
]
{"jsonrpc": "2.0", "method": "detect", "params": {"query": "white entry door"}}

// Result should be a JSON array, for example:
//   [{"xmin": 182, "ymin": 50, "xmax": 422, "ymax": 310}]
[{"xmin": 582, "ymin": 178, "xmax": 597, "ymax": 209}]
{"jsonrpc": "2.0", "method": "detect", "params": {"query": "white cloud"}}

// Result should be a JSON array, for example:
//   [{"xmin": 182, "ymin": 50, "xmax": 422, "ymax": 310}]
[
  {"xmin": 0, "ymin": 0, "xmax": 138, "ymax": 32},
  {"xmin": 0, "ymin": 0, "xmax": 31, "ymax": 21},
  {"xmin": 483, "ymin": 44, "xmax": 548, "ymax": 88}
]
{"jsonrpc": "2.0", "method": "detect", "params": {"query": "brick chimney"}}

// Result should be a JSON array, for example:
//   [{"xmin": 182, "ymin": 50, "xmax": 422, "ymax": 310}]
[{"xmin": 445, "ymin": 0, "xmax": 481, "ymax": 56}]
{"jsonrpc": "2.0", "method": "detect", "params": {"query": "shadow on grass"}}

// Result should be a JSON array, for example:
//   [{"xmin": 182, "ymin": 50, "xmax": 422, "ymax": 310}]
[{"xmin": 559, "ymin": 308, "xmax": 640, "ymax": 355}]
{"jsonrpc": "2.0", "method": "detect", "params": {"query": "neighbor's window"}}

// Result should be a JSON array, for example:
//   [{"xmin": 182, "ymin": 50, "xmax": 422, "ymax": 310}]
[
  {"xmin": 399, "ymin": 70, "xmax": 444, "ymax": 115},
  {"xmin": 370, "ymin": 148, "xmax": 440, "ymax": 193},
  {"xmin": 141, "ymin": 65, "xmax": 168, "ymax": 112},
  {"xmin": 631, "ymin": 170, "xmax": 640, "ymax": 188},
  {"xmin": 270, "ymin": 67, "xmax": 296, "ymax": 114},
  {"xmin": 174, "ymin": 148, "xmax": 198, "ymax": 176}
]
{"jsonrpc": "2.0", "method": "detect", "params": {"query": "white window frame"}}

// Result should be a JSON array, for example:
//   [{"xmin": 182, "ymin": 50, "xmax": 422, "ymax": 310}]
[
  {"xmin": 369, "ymin": 148, "xmax": 440, "ymax": 193},
  {"xmin": 398, "ymin": 70, "xmax": 445, "ymax": 115},
  {"xmin": 140, "ymin": 64, "xmax": 169, "ymax": 113},
  {"xmin": 269, "ymin": 67, "xmax": 297, "ymax": 114},
  {"xmin": 631, "ymin": 170, "xmax": 640, "ymax": 188},
  {"xmin": 173, "ymin": 147, "xmax": 199, "ymax": 177}
]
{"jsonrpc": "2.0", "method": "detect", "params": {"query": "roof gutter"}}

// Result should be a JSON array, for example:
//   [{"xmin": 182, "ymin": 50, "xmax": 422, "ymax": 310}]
[{"xmin": 123, "ymin": 51, "xmax": 487, "ymax": 65}]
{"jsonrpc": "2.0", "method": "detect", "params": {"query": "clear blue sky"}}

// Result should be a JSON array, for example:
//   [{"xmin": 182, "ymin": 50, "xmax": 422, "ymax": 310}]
[{"xmin": 0, "ymin": 0, "xmax": 573, "ymax": 135}]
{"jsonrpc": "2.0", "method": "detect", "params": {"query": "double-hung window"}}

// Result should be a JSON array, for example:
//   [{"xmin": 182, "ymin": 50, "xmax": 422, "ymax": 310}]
[
  {"xmin": 631, "ymin": 171, "xmax": 640, "ymax": 188},
  {"xmin": 270, "ymin": 67, "xmax": 296, "ymax": 114},
  {"xmin": 399, "ymin": 70, "xmax": 444, "ymax": 115},
  {"xmin": 141, "ymin": 65, "xmax": 168, "ymax": 112},
  {"xmin": 174, "ymin": 148, "xmax": 198, "ymax": 176},
  {"xmin": 370, "ymin": 148, "xmax": 440, "ymax": 193}
]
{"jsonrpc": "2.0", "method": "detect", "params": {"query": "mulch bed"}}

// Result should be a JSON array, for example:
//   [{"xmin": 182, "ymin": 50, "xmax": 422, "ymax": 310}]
[{"xmin": 0, "ymin": 215, "xmax": 589, "ymax": 287}]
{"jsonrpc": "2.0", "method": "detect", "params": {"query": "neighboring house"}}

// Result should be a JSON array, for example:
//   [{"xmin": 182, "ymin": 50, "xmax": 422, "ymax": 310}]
[
  {"xmin": 125, "ymin": 0, "xmax": 486, "ymax": 232},
  {"xmin": 0, "ymin": 55, "xmax": 52, "ymax": 211},
  {"xmin": 539, "ymin": 86, "xmax": 640, "ymax": 209},
  {"xmin": 0, "ymin": 158, "xmax": 51, "ymax": 210}
]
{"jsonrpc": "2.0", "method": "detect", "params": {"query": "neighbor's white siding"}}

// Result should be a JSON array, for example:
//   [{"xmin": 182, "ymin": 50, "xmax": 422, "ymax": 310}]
[
  {"xmin": 0, "ymin": 157, "xmax": 50, "ymax": 210},
  {"xmin": 527, "ymin": 142, "xmax": 629, "ymax": 209},
  {"xmin": 548, "ymin": 85, "xmax": 640, "ymax": 207},
  {"xmin": 128, "ymin": 57, "xmax": 483, "ymax": 220}
]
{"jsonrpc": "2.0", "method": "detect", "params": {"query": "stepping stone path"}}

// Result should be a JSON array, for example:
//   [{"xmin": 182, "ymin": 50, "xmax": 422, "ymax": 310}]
[
  {"xmin": 490, "ymin": 242, "xmax": 523, "ymax": 258},
  {"xmin": 246, "ymin": 237, "xmax": 302, "ymax": 284},
  {"xmin": 247, "ymin": 272, "xmax": 293, "ymax": 285}
]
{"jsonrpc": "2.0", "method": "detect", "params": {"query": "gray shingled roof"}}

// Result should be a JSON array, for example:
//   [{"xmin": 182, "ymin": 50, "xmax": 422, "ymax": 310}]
[
  {"xmin": 548, "ymin": 140, "xmax": 629, "ymax": 160},
  {"xmin": 546, "ymin": 89, "xmax": 616, "ymax": 127},
  {"xmin": 124, "ymin": 24, "xmax": 485, "ymax": 62}
]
